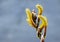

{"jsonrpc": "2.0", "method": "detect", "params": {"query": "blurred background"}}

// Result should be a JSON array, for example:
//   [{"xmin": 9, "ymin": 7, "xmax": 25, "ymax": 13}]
[{"xmin": 0, "ymin": 0, "xmax": 60, "ymax": 42}]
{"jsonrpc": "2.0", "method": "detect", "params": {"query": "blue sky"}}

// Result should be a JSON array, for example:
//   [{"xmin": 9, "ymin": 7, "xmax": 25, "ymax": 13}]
[{"xmin": 0, "ymin": 0, "xmax": 60, "ymax": 42}]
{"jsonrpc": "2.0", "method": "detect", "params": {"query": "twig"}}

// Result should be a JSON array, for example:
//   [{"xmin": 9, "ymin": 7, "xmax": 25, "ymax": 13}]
[{"xmin": 40, "ymin": 35, "xmax": 44, "ymax": 42}]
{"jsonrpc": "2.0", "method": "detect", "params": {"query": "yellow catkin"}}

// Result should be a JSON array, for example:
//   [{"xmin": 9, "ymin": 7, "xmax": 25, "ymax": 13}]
[{"xmin": 25, "ymin": 4, "xmax": 48, "ymax": 39}]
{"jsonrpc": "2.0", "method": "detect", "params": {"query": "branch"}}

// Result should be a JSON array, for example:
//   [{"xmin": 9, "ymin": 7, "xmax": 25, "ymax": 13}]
[{"xmin": 40, "ymin": 35, "xmax": 45, "ymax": 42}]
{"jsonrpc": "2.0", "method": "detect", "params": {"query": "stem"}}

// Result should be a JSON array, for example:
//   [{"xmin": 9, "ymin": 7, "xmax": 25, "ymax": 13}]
[{"xmin": 40, "ymin": 35, "xmax": 45, "ymax": 42}]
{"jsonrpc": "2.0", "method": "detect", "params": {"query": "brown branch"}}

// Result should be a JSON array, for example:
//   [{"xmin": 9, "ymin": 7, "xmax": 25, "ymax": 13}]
[{"xmin": 40, "ymin": 35, "xmax": 45, "ymax": 42}]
